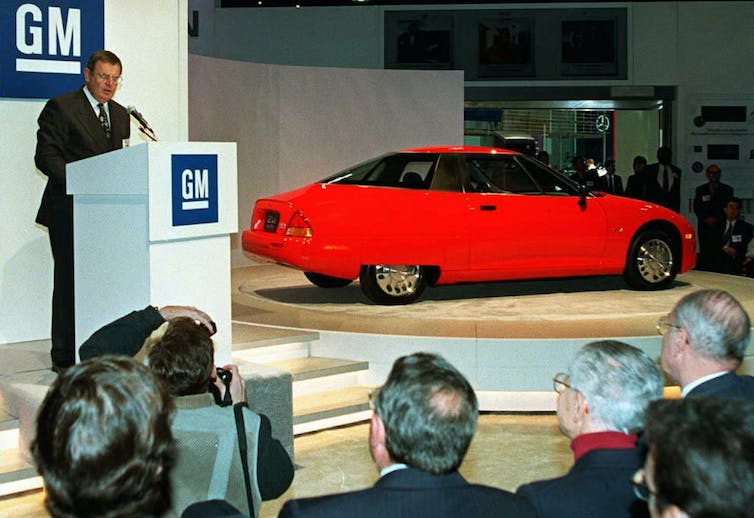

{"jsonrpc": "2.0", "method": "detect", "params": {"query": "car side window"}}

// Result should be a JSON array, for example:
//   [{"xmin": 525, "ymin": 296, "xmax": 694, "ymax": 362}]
[
  {"xmin": 466, "ymin": 156, "xmax": 539, "ymax": 194},
  {"xmin": 398, "ymin": 161, "xmax": 433, "ymax": 189},
  {"xmin": 516, "ymin": 155, "xmax": 580, "ymax": 196}
]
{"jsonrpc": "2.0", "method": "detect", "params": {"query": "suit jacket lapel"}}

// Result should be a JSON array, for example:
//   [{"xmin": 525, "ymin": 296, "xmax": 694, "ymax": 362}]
[{"xmin": 74, "ymin": 88, "xmax": 113, "ymax": 151}]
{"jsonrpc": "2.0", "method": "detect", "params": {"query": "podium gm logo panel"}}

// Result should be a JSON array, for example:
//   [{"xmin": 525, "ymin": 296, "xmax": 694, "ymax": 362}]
[
  {"xmin": 171, "ymin": 154, "xmax": 219, "ymax": 227},
  {"xmin": 0, "ymin": 1, "xmax": 104, "ymax": 99}
]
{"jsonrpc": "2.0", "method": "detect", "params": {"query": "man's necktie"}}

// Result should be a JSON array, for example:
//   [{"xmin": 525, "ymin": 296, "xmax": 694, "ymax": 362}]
[
  {"xmin": 723, "ymin": 222, "xmax": 733, "ymax": 246},
  {"xmin": 98, "ymin": 103, "xmax": 111, "ymax": 139}
]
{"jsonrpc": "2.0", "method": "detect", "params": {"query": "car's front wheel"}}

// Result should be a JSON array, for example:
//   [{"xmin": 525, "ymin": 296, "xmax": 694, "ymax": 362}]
[
  {"xmin": 304, "ymin": 272, "xmax": 353, "ymax": 288},
  {"xmin": 623, "ymin": 229, "xmax": 677, "ymax": 290},
  {"xmin": 359, "ymin": 265, "xmax": 426, "ymax": 304}
]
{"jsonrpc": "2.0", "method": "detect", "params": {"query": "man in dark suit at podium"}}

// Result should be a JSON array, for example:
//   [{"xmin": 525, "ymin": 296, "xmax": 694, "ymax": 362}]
[
  {"xmin": 34, "ymin": 50, "xmax": 131, "ymax": 372},
  {"xmin": 279, "ymin": 353, "xmax": 536, "ymax": 518}
]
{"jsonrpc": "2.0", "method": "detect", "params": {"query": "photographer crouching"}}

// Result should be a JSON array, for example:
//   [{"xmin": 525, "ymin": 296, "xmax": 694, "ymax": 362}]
[{"xmin": 145, "ymin": 316, "xmax": 293, "ymax": 517}]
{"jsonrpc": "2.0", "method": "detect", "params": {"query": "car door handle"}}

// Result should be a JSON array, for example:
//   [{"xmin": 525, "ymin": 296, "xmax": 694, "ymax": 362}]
[{"xmin": 480, "ymin": 205, "xmax": 496, "ymax": 211}]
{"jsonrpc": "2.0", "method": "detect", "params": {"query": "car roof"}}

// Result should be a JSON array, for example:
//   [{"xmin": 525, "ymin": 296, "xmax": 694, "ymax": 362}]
[{"xmin": 401, "ymin": 145, "xmax": 519, "ymax": 155}]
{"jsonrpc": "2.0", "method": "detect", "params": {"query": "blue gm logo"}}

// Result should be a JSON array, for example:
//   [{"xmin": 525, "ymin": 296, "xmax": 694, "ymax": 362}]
[
  {"xmin": 172, "ymin": 154, "xmax": 219, "ymax": 227},
  {"xmin": 0, "ymin": 1, "xmax": 104, "ymax": 99}
]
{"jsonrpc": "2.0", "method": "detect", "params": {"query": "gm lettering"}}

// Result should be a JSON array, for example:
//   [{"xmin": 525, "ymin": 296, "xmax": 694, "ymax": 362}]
[
  {"xmin": 16, "ymin": 3, "xmax": 81, "ymax": 74},
  {"xmin": 182, "ymin": 169, "xmax": 210, "ymax": 210}
]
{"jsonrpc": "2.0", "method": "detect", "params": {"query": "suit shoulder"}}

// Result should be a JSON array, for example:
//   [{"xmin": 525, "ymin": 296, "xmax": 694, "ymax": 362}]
[{"xmin": 110, "ymin": 99, "xmax": 129, "ymax": 115}]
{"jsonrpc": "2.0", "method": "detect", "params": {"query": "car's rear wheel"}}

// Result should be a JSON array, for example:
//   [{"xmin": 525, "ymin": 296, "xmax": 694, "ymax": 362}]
[
  {"xmin": 304, "ymin": 272, "xmax": 352, "ymax": 288},
  {"xmin": 359, "ymin": 265, "xmax": 426, "ymax": 305},
  {"xmin": 623, "ymin": 229, "xmax": 677, "ymax": 290}
]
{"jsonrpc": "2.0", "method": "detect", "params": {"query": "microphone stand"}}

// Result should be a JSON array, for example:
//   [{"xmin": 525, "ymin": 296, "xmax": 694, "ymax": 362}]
[{"xmin": 137, "ymin": 125, "xmax": 158, "ymax": 142}]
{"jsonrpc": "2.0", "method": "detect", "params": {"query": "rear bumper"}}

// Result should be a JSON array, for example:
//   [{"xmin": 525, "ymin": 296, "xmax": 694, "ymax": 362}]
[{"xmin": 241, "ymin": 230, "xmax": 360, "ymax": 280}]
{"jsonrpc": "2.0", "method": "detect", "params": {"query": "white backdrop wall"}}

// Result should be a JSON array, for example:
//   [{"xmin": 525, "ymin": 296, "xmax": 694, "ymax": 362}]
[
  {"xmin": 188, "ymin": 55, "xmax": 464, "ymax": 266},
  {"xmin": 0, "ymin": 1, "xmax": 188, "ymax": 343}
]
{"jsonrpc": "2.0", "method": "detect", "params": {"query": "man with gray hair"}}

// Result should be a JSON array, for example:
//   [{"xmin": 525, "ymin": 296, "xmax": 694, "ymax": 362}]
[
  {"xmin": 517, "ymin": 340, "xmax": 664, "ymax": 517},
  {"xmin": 279, "ymin": 352, "xmax": 536, "ymax": 517},
  {"xmin": 657, "ymin": 289, "xmax": 754, "ymax": 399}
]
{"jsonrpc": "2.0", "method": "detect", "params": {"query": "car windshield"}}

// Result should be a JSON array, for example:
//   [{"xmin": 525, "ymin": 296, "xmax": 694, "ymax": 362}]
[{"xmin": 320, "ymin": 153, "xmax": 439, "ymax": 189}]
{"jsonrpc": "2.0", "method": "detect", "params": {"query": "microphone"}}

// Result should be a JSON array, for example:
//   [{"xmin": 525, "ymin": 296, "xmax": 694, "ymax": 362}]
[
  {"xmin": 127, "ymin": 105, "xmax": 152, "ymax": 131},
  {"xmin": 127, "ymin": 105, "xmax": 157, "ymax": 141}
]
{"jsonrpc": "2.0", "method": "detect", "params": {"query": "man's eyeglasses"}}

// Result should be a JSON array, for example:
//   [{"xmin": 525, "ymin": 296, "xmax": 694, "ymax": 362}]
[
  {"xmin": 368, "ymin": 387, "xmax": 380, "ymax": 411},
  {"xmin": 656, "ymin": 316, "xmax": 682, "ymax": 336},
  {"xmin": 552, "ymin": 372, "xmax": 572, "ymax": 394},
  {"xmin": 96, "ymin": 72, "xmax": 123, "ymax": 85},
  {"xmin": 632, "ymin": 468, "xmax": 656, "ymax": 501}
]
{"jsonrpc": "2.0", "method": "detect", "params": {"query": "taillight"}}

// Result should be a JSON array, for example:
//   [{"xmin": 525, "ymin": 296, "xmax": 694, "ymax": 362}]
[{"xmin": 285, "ymin": 211, "xmax": 312, "ymax": 237}]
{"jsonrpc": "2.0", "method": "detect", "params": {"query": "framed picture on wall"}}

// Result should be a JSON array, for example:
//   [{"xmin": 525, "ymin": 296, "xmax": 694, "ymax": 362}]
[
  {"xmin": 560, "ymin": 18, "xmax": 618, "ymax": 76},
  {"xmin": 385, "ymin": 13, "xmax": 453, "ymax": 69},
  {"xmin": 477, "ymin": 17, "xmax": 534, "ymax": 77}
]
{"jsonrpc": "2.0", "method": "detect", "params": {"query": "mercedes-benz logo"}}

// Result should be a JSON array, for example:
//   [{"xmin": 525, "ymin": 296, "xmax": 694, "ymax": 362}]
[{"xmin": 596, "ymin": 115, "xmax": 610, "ymax": 133}]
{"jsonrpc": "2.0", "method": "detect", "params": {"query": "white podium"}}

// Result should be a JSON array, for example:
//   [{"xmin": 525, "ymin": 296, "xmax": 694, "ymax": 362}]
[{"xmin": 67, "ymin": 142, "xmax": 238, "ymax": 364}]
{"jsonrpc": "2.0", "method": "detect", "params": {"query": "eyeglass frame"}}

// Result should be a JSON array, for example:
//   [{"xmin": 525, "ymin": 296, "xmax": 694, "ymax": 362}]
[
  {"xmin": 368, "ymin": 387, "xmax": 380, "ymax": 411},
  {"xmin": 632, "ymin": 468, "xmax": 657, "ymax": 502},
  {"xmin": 552, "ymin": 372, "xmax": 573, "ymax": 394},
  {"xmin": 94, "ymin": 72, "xmax": 123, "ymax": 85},
  {"xmin": 656, "ymin": 316, "xmax": 682, "ymax": 336}
]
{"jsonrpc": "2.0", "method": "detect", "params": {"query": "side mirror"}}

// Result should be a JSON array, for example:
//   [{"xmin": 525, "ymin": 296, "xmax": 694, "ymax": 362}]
[{"xmin": 578, "ymin": 184, "xmax": 587, "ymax": 207}]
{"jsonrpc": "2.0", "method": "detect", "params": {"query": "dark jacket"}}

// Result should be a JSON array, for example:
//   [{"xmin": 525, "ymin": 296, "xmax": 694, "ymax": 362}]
[
  {"xmin": 34, "ymin": 87, "xmax": 130, "ymax": 227},
  {"xmin": 79, "ymin": 305, "xmax": 165, "ymax": 360},
  {"xmin": 686, "ymin": 372, "xmax": 754, "ymax": 401},
  {"xmin": 642, "ymin": 162, "xmax": 682, "ymax": 212},
  {"xmin": 517, "ymin": 447, "xmax": 649, "ymax": 518},
  {"xmin": 280, "ymin": 467, "xmax": 536, "ymax": 518}
]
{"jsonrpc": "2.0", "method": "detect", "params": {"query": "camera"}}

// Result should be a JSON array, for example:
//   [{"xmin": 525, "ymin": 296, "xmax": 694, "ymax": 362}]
[{"xmin": 211, "ymin": 367, "xmax": 233, "ymax": 406}]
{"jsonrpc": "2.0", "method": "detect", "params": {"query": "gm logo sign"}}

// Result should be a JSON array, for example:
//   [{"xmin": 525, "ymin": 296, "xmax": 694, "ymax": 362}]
[
  {"xmin": 0, "ymin": 1, "xmax": 104, "ymax": 99},
  {"xmin": 171, "ymin": 154, "xmax": 219, "ymax": 227}
]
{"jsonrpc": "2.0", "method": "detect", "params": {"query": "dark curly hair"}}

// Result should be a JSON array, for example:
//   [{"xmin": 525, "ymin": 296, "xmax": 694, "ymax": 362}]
[{"xmin": 32, "ymin": 356, "xmax": 175, "ymax": 518}]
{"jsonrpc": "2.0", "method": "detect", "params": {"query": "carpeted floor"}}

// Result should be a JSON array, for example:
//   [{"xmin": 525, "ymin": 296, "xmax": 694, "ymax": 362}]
[{"xmin": 0, "ymin": 413, "xmax": 570, "ymax": 518}]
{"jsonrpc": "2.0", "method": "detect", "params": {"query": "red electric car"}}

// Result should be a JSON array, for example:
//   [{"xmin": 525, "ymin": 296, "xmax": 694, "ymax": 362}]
[{"xmin": 242, "ymin": 146, "xmax": 696, "ymax": 304}]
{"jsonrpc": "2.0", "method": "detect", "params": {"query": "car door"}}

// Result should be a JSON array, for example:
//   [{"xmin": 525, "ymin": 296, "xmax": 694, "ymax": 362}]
[{"xmin": 465, "ymin": 154, "xmax": 608, "ymax": 280}]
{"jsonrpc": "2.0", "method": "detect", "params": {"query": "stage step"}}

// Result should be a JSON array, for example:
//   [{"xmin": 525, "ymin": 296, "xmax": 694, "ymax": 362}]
[
  {"xmin": 266, "ymin": 356, "xmax": 369, "ymax": 382},
  {"xmin": 231, "ymin": 323, "xmax": 318, "ymax": 363},
  {"xmin": 232, "ymin": 322, "xmax": 319, "ymax": 351},
  {"xmin": 292, "ymin": 385, "xmax": 374, "ymax": 435}
]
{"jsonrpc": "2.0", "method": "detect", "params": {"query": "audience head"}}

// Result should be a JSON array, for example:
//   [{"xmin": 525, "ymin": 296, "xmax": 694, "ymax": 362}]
[
  {"xmin": 660, "ymin": 290, "xmax": 750, "ymax": 383},
  {"xmin": 555, "ymin": 340, "xmax": 663, "ymax": 438},
  {"xmin": 370, "ymin": 352, "xmax": 478, "ymax": 475},
  {"xmin": 633, "ymin": 155, "xmax": 647, "ymax": 173},
  {"xmin": 641, "ymin": 397, "xmax": 754, "ymax": 518},
  {"xmin": 32, "ymin": 356, "xmax": 175, "ymax": 518},
  {"xmin": 604, "ymin": 159, "xmax": 616, "ymax": 174},
  {"xmin": 147, "ymin": 316, "xmax": 214, "ymax": 396}
]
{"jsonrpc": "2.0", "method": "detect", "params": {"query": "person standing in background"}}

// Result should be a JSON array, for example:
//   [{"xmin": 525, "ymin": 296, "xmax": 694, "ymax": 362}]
[
  {"xmin": 693, "ymin": 164, "xmax": 734, "ymax": 270},
  {"xmin": 643, "ymin": 146, "xmax": 681, "ymax": 212},
  {"xmin": 595, "ymin": 159, "xmax": 623, "ymax": 195}
]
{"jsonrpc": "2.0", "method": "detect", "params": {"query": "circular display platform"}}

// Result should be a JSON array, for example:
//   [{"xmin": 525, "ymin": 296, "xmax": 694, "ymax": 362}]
[{"xmin": 232, "ymin": 265, "xmax": 754, "ymax": 340}]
